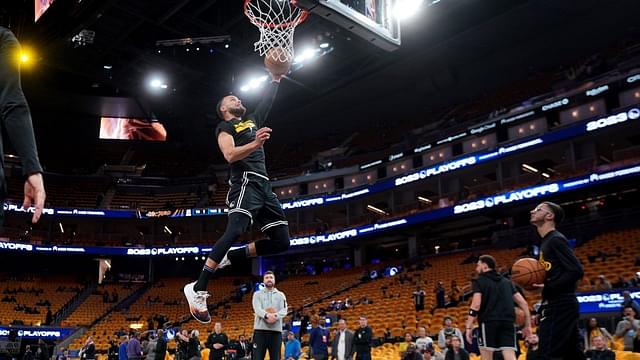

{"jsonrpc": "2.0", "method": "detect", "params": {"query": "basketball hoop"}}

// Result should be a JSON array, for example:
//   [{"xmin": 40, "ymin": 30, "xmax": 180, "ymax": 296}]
[{"xmin": 244, "ymin": 0, "xmax": 309, "ymax": 63}]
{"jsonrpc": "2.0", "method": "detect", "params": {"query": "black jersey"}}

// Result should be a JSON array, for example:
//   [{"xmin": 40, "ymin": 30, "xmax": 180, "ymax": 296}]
[
  {"xmin": 215, "ymin": 81, "xmax": 279, "ymax": 183},
  {"xmin": 472, "ymin": 270, "xmax": 517, "ymax": 323},
  {"xmin": 539, "ymin": 230, "xmax": 584, "ymax": 301}
]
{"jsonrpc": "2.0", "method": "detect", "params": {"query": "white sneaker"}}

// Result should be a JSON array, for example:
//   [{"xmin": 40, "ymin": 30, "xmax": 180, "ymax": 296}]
[
  {"xmin": 217, "ymin": 253, "xmax": 232, "ymax": 269},
  {"xmin": 183, "ymin": 281, "xmax": 211, "ymax": 323}
]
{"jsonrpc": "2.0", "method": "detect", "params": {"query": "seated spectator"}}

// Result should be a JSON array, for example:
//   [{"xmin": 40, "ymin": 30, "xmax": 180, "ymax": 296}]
[
  {"xmin": 345, "ymin": 297, "xmax": 353, "ymax": 309},
  {"xmin": 401, "ymin": 344, "xmax": 423, "ymax": 360},
  {"xmin": 631, "ymin": 272, "xmax": 640, "ymax": 288},
  {"xmin": 594, "ymin": 275, "xmax": 612, "ymax": 290},
  {"xmin": 438, "ymin": 317, "xmax": 463, "ymax": 350},
  {"xmin": 284, "ymin": 331, "xmax": 301, "ymax": 360},
  {"xmin": 399, "ymin": 332, "xmax": 415, "ymax": 355},
  {"xmin": 615, "ymin": 306, "xmax": 640, "ymax": 351},
  {"xmin": 443, "ymin": 335, "xmax": 469, "ymax": 360},
  {"xmin": 415, "ymin": 326, "xmax": 433, "ymax": 353},
  {"xmin": 584, "ymin": 318, "xmax": 613, "ymax": 350},
  {"xmin": 584, "ymin": 335, "xmax": 615, "ymax": 360},
  {"xmin": 613, "ymin": 275, "xmax": 630, "ymax": 289}
]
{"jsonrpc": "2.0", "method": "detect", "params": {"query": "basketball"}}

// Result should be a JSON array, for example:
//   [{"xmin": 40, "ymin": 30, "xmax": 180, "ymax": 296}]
[
  {"xmin": 264, "ymin": 47, "xmax": 291, "ymax": 76},
  {"xmin": 265, "ymin": 307, "xmax": 277, "ymax": 313},
  {"xmin": 515, "ymin": 307, "xmax": 525, "ymax": 326},
  {"xmin": 511, "ymin": 257, "xmax": 546, "ymax": 290}
]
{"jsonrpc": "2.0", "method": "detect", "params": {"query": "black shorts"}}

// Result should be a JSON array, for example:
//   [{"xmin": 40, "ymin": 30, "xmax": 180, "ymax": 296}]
[
  {"xmin": 226, "ymin": 171, "xmax": 288, "ymax": 231},
  {"xmin": 478, "ymin": 321, "xmax": 516, "ymax": 351}
]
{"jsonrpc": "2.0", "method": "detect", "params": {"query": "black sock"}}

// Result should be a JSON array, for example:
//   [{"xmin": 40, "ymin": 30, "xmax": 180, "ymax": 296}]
[
  {"xmin": 228, "ymin": 247, "xmax": 249, "ymax": 264},
  {"xmin": 193, "ymin": 264, "xmax": 216, "ymax": 292}
]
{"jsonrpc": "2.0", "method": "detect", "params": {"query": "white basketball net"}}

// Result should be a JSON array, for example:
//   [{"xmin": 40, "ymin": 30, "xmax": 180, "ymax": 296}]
[{"xmin": 244, "ymin": 0, "xmax": 308, "ymax": 62}]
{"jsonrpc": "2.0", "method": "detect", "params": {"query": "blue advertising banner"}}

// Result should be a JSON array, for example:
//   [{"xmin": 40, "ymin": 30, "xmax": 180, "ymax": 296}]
[
  {"xmin": 0, "ymin": 326, "xmax": 76, "ymax": 340},
  {"xmin": 577, "ymin": 288, "xmax": 640, "ymax": 314}
]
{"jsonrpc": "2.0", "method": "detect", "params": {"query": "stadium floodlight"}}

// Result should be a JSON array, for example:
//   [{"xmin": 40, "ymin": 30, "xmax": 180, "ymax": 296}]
[
  {"xmin": 148, "ymin": 75, "xmax": 168, "ymax": 92},
  {"xmin": 393, "ymin": 0, "xmax": 424, "ymax": 20},
  {"xmin": 240, "ymin": 74, "xmax": 270, "ymax": 92},
  {"xmin": 294, "ymin": 48, "xmax": 317, "ymax": 64}
]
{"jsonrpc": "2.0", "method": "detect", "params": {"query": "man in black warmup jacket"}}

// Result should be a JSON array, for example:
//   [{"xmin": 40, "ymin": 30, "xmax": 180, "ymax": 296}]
[
  {"xmin": 353, "ymin": 316, "xmax": 372, "ymax": 360},
  {"xmin": 530, "ymin": 201, "xmax": 584, "ymax": 360}
]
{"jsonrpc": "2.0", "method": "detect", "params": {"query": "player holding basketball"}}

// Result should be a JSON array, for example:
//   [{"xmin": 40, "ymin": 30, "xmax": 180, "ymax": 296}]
[
  {"xmin": 184, "ymin": 59, "xmax": 291, "ymax": 324},
  {"xmin": 464, "ymin": 255, "xmax": 532, "ymax": 360},
  {"xmin": 530, "ymin": 201, "xmax": 584, "ymax": 359}
]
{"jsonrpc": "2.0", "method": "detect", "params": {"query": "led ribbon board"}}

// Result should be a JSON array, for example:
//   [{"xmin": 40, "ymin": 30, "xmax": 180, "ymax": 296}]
[
  {"xmin": 281, "ymin": 107, "xmax": 640, "ymax": 210},
  {"xmin": 289, "ymin": 163, "xmax": 640, "ymax": 246},
  {"xmin": 0, "ymin": 327, "xmax": 75, "ymax": 339},
  {"xmin": 2, "ymin": 109, "xmax": 639, "ymax": 217}
]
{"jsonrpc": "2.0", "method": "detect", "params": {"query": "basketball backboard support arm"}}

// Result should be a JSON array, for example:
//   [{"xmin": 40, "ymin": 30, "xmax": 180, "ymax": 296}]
[{"xmin": 295, "ymin": 0, "xmax": 401, "ymax": 51}]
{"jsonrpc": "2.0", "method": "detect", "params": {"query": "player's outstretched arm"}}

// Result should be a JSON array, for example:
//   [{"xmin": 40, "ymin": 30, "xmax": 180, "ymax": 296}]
[{"xmin": 252, "ymin": 79, "xmax": 280, "ymax": 127}]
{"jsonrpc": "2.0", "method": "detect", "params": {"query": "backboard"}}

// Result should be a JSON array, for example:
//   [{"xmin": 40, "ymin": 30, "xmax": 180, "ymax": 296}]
[{"xmin": 296, "ymin": 0, "xmax": 401, "ymax": 51}]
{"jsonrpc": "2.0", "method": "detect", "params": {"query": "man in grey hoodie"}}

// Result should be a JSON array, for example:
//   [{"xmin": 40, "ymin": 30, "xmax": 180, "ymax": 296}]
[{"xmin": 252, "ymin": 271, "xmax": 288, "ymax": 360}]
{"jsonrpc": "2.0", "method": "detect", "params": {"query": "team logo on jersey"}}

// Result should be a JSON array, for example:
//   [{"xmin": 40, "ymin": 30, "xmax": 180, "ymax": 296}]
[
  {"xmin": 539, "ymin": 251, "xmax": 552, "ymax": 271},
  {"xmin": 229, "ymin": 201, "xmax": 236, "ymax": 208},
  {"xmin": 234, "ymin": 119, "xmax": 256, "ymax": 133}
]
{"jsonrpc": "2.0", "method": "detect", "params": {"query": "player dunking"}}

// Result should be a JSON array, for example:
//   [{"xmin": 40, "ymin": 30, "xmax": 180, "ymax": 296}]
[
  {"xmin": 184, "ymin": 63, "xmax": 291, "ymax": 324},
  {"xmin": 530, "ymin": 201, "xmax": 585, "ymax": 359}
]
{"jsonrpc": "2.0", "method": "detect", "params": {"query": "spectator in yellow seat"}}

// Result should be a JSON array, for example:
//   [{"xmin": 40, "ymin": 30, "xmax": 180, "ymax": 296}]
[
  {"xmin": 584, "ymin": 335, "xmax": 615, "ymax": 360},
  {"xmin": 399, "ymin": 332, "xmax": 414, "ymax": 355},
  {"xmin": 583, "ymin": 318, "xmax": 613, "ymax": 351}
]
